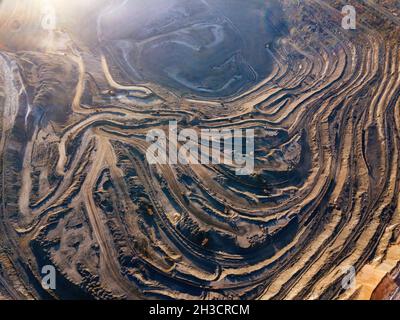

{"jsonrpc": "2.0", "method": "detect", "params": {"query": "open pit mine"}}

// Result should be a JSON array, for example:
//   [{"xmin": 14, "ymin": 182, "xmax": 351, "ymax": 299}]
[{"xmin": 0, "ymin": 0, "xmax": 400, "ymax": 300}]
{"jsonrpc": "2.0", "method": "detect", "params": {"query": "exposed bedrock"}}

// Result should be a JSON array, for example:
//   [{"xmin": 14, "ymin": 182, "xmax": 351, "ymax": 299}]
[{"xmin": 0, "ymin": 0, "xmax": 399, "ymax": 300}]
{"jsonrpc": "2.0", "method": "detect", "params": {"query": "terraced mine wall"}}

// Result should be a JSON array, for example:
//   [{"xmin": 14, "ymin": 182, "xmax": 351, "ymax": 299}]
[{"xmin": 0, "ymin": 0, "xmax": 399, "ymax": 300}]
